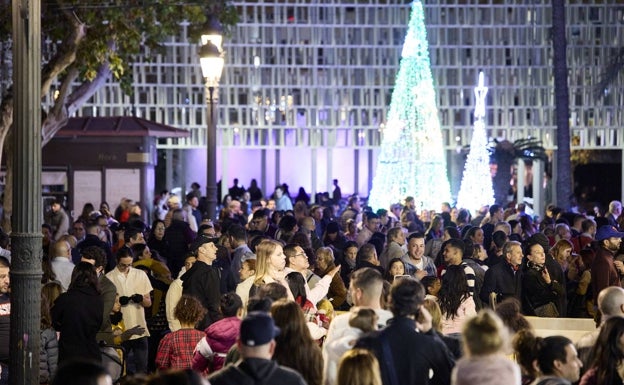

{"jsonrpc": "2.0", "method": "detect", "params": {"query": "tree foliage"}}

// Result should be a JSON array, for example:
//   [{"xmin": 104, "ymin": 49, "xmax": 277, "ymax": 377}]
[
  {"xmin": 0, "ymin": 1, "xmax": 237, "ymax": 98},
  {"xmin": 0, "ymin": 0, "xmax": 238, "ymax": 230}
]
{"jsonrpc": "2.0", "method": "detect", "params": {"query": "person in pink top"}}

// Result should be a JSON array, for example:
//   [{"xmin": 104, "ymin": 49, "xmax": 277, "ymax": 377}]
[
  {"xmin": 192, "ymin": 292, "xmax": 243, "ymax": 374},
  {"xmin": 439, "ymin": 264, "xmax": 476, "ymax": 335}
]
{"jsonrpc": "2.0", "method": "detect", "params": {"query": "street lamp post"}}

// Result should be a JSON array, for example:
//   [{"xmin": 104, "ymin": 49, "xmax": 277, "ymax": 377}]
[{"xmin": 199, "ymin": 33, "xmax": 224, "ymax": 221}]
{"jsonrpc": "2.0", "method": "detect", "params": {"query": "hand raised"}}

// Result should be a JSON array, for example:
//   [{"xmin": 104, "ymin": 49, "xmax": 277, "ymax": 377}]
[
  {"xmin": 416, "ymin": 306, "xmax": 433, "ymax": 333},
  {"xmin": 541, "ymin": 268, "xmax": 551, "ymax": 284},
  {"xmin": 327, "ymin": 265, "xmax": 341, "ymax": 277}
]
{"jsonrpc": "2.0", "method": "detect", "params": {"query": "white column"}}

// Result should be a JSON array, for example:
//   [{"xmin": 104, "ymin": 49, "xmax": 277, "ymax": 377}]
[
  {"xmin": 533, "ymin": 160, "xmax": 544, "ymax": 219},
  {"xmin": 517, "ymin": 160, "xmax": 525, "ymax": 205}
]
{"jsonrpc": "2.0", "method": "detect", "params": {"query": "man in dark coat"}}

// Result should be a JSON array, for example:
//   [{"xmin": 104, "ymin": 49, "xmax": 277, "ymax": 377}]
[
  {"xmin": 481, "ymin": 240, "xmax": 524, "ymax": 307},
  {"xmin": 76, "ymin": 221, "xmax": 114, "ymax": 271},
  {"xmin": 355, "ymin": 277, "xmax": 455, "ymax": 385},
  {"xmin": 164, "ymin": 208, "xmax": 196, "ymax": 278},
  {"xmin": 182, "ymin": 237, "xmax": 221, "ymax": 329}
]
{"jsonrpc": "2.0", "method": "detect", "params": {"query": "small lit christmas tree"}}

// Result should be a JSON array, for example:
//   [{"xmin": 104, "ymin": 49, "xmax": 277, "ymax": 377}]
[
  {"xmin": 456, "ymin": 72, "xmax": 495, "ymax": 213},
  {"xmin": 368, "ymin": 0, "xmax": 451, "ymax": 212}
]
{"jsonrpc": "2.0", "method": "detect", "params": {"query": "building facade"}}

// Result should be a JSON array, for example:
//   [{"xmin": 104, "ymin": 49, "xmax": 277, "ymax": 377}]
[{"xmin": 26, "ymin": 0, "xmax": 624, "ymax": 207}]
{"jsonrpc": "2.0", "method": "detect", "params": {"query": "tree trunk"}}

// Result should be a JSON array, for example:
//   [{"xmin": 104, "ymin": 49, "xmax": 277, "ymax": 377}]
[
  {"xmin": 552, "ymin": 0, "xmax": 573, "ymax": 209},
  {"xmin": 493, "ymin": 157, "xmax": 513, "ymax": 207},
  {"xmin": 2, "ymin": 131, "xmax": 12, "ymax": 232},
  {"xmin": 0, "ymin": 96, "xmax": 13, "ymax": 174}
]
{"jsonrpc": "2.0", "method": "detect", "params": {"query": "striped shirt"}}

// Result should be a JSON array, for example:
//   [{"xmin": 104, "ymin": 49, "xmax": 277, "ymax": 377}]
[{"xmin": 441, "ymin": 262, "xmax": 476, "ymax": 295}]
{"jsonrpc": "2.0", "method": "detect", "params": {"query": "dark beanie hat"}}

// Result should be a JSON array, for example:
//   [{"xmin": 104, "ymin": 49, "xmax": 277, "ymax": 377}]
[
  {"xmin": 326, "ymin": 221, "xmax": 340, "ymax": 234},
  {"xmin": 527, "ymin": 232, "xmax": 550, "ymax": 254}
]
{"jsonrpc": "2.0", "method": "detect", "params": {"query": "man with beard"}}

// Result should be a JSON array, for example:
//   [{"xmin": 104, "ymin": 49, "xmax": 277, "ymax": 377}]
[{"xmin": 591, "ymin": 225, "xmax": 624, "ymax": 307}]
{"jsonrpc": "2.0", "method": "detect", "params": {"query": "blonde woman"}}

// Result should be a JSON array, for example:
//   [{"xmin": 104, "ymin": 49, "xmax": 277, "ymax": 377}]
[
  {"xmin": 452, "ymin": 309, "xmax": 521, "ymax": 385},
  {"xmin": 252, "ymin": 239, "xmax": 294, "ymax": 300},
  {"xmin": 550, "ymin": 238, "xmax": 573, "ymax": 272},
  {"xmin": 337, "ymin": 349, "xmax": 382, "ymax": 385}
]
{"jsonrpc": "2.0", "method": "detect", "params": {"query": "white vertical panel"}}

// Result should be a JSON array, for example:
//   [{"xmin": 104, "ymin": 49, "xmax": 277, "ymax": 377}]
[
  {"xmin": 105, "ymin": 169, "xmax": 141, "ymax": 213},
  {"xmin": 74, "ymin": 170, "xmax": 102, "ymax": 216}
]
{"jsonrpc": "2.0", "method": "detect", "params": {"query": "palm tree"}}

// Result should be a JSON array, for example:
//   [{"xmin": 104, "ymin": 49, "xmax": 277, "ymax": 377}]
[
  {"xmin": 552, "ymin": 0, "xmax": 573, "ymax": 209},
  {"xmin": 489, "ymin": 138, "xmax": 548, "ymax": 207}
]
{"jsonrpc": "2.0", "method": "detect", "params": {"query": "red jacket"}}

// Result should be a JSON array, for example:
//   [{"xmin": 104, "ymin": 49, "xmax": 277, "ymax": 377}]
[{"xmin": 591, "ymin": 246, "xmax": 620, "ymax": 304}]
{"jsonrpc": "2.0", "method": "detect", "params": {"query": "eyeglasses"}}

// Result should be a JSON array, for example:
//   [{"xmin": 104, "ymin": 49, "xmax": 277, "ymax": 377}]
[
  {"xmin": 118, "ymin": 262, "xmax": 132, "ymax": 268},
  {"xmin": 294, "ymin": 253, "xmax": 307, "ymax": 258}
]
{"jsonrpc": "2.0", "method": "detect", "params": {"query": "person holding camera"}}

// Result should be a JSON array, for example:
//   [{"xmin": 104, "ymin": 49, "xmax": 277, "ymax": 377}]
[
  {"xmin": 106, "ymin": 247, "xmax": 153, "ymax": 374},
  {"xmin": 522, "ymin": 241, "xmax": 564, "ymax": 317}
]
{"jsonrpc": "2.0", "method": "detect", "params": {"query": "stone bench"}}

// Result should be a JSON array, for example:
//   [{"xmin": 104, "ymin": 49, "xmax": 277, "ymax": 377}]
[{"xmin": 526, "ymin": 316, "xmax": 597, "ymax": 343}]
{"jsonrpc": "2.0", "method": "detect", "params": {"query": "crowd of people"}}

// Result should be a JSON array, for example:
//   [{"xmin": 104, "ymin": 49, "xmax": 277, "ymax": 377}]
[{"xmin": 2, "ymin": 178, "xmax": 624, "ymax": 385}]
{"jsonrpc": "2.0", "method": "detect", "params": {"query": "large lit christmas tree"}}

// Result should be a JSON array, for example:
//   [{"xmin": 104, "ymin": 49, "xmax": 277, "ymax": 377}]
[
  {"xmin": 456, "ymin": 72, "xmax": 495, "ymax": 213},
  {"xmin": 368, "ymin": 0, "xmax": 451, "ymax": 212}
]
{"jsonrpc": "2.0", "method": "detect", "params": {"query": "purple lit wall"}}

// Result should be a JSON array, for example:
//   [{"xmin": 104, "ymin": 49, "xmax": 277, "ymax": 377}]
[{"xmin": 182, "ymin": 147, "xmax": 377, "ymax": 202}]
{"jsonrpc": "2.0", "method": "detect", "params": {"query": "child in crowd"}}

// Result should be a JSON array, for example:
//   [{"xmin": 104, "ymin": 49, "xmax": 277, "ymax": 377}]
[
  {"xmin": 192, "ymin": 292, "xmax": 243, "ymax": 374},
  {"xmin": 383, "ymin": 258, "xmax": 407, "ymax": 283},
  {"xmin": 421, "ymin": 275, "xmax": 441, "ymax": 299},
  {"xmin": 324, "ymin": 307, "xmax": 378, "ymax": 368},
  {"xmin": 40, "ymin": 292, "xmax": 58, "ymax": 384},
  {"xmin": 155, "ymin": 295, "xmax": 206, "ymax": 371}
]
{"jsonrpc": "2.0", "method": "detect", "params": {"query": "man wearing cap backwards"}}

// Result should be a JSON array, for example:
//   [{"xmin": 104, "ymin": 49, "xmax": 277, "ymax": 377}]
[
  {"xmin": 181, "ymin": 237, "xmax": 221, "ymax": 330},
  {"xmin": 208, "ymin": 312, "xmax": 306, "ymax": 385},
  {"xmin": 591, "ymin": 225, "xmax": 624, "ymax": 308}
]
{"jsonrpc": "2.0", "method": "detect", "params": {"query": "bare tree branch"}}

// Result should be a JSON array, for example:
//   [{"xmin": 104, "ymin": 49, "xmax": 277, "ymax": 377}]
[
  {"xmin": 41, "ymin": 63, "xmax": 111, "ymax": 146},
  {"xmin": 40, "ymin": 9, "xmax": 86, "ymax": 95}
]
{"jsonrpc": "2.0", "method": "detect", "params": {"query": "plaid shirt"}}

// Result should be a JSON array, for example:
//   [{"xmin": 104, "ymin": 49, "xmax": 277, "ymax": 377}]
[{"xmin": 156, "ymin": 328, "xmax": 205, "ymax": 370}]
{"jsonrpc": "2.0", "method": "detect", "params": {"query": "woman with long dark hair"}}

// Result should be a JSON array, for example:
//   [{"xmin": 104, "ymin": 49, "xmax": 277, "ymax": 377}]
[
  {"xmin": 438, "ymin": 264, "xmax": 476, "ymax": 335},
  {"xmin": 51, "ymin": 262, "xmax": 103, "ymax": 364},
  {"xmin": 147, "ymin": 219, "xmax": 169, "ymax": 260},
  {"xmin": 271, "ymin": 299, "xmax": 324, "ymax": 385},
  {"xmin": 425, "ymin": 215, "xmax": 445, "ymax": 242},
  {"xmin": 464, "ymin": 226, "xmax": 485, "ymax": 246},
  {"xmin": 580, "ymin": 317, "xmax": 624, "ymax": 385},
  {"xmin": 522, "ymin": 241, "xmax": 564, "ymax": 317}
]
